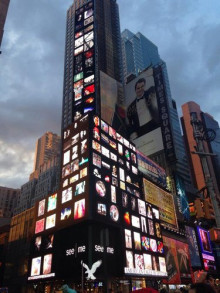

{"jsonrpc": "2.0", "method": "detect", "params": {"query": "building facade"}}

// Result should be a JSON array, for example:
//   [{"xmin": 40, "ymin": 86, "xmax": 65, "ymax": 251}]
[
  {"xmin": 32, "ymin": 132, "xmax": 60, "ymax": 178},
  {"xmin": 14, "ymin": 133, "xmax": 61, "ymax": 216},
  {"xmin": 0, "ymin": 186, "xmax": 20, "ymax": 217},
  {"xmin": 0, "ymin": 0, "xmax": 10, "ymax": 49},
  {"xmin": 181, "ymin": 101, "xmax": 220, "ymax": 226}
]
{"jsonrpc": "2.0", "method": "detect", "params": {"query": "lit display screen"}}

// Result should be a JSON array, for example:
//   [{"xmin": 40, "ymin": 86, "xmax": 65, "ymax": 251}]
[
  {"xmin": 91, "ymin": 115, "xmax": 166, "ymax": 277},
  {"xmin": 197, "ymin": 227, "xmax": 216, "ymax": 271},
  {"xmin": 38, "ymin": 199, "xmax": 45, "ymax": 217},
  {"xmin": 143, "ymin": 178, "xmax": 178, "ymax": 230},
  {"xmin": 73, "ymin": 0, "xmax": 95, "ymax": 121}
]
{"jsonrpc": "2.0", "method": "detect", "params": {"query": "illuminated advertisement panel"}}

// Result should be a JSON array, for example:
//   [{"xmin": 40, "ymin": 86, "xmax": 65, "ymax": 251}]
[
  {"xmin": 197, "ymin": 227, "xmax": 216, "ymax": 271},
  {"xmin": 163, "ymin": 237, "xmax": 192, "ymax": 284},
  {"xmin": 136, "ymin": 150, "xmax": 166, "ymax": 188},
  {"xmin": 73, "ymin": 0, "xmax": 96, "ymax": 122},
  {"xmin": 185, "ymin": 226, "xmax": 202, "ymax": 268},
  {"xmin": 51, "ymin": 223, "xmax": 123, "ymax": 280},
  {"xmin": 174, "ymin": 174, "xmax": 190, "ymax": 220},
  {"xmin": 125, "ymin": 66, "xmax": 176, "ymax": 163},
  {"xmin": 143, "ymin": 178, "xmax": 178, "ymax": 229},
  {"xmin": 100, "ymin": 71, "xmax": 127, "ymax": 135},
  {"xmin": 60, "ymin": 114, "xmax": 90, "ymax": 227},
  {"xmin": 91, "ymin": 115, "xmax": 167, "ymax": 278}
]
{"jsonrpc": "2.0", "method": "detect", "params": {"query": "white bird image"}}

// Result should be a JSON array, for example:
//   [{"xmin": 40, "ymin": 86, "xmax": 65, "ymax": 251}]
[{"xmin": 81, "ymin": 260, "xmax": 102, "ymax": 280}]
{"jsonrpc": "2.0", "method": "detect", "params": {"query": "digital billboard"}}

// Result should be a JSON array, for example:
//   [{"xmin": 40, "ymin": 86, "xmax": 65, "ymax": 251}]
[
  {"xmin": 100, "ymin": 71, "xmax": 127, "ymax": 135},
  {"xmin": 174, "ymin": 174, "xmax": 190, "ymax": 220},
  {"xmin": 143, "ymin": 178, "xmax": 178, "ymax": 230},
  {"xmin": 91, "ymin": 115, "xmax": 167, "ymax": 277},
  {"xmin": 72, "ymin": 0, "xmax": 96, "ymax": 121},
  {"xmin": 185, "ymin": 226, "xmax": 202, "ymax": 268},
  {"xmin": 197, "ymin": 227, "xmax": 216, "ymax": 271},
  {"xmin": 125, "ymin": 66, "xmax": 176, "ymax": 164},
  {"xmin": 136, "ymin": 150, "xmax": 166, "ymax": 188},
  {"xmin": 163, "ymin": 237, "xmax": 192, "ymax": 284},
  {"xmin": 91, "ymin": 115, "xmax": 139, "ymax": 226},
  {"xmin": 51, "ymin": 223, "xmax": 123, "ymax": 281}
]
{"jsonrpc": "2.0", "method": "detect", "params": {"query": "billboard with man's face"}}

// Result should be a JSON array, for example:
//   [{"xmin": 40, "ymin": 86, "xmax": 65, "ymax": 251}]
[{"xmin": 125, "ymin": 66, "xmax": 176, "ymax": 164}]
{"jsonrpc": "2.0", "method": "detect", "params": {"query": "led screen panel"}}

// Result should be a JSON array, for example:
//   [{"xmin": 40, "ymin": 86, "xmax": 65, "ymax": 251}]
[{"xmin": 143, "ymin": 178, "xmax": 178, "ymax": 229}]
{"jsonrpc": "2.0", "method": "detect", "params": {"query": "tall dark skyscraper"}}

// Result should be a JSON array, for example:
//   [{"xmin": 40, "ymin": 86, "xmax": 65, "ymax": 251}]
[
  {"xmin": 62, "ymin": 0, "xmax": 124, "ymax": 131},
  {"xmin": 27, "ymin": 1, "xmax": 170, "ymax": 291},
  {"xmin": 0, "ymin": 0, "xmax": 10, "ymax": 49}
]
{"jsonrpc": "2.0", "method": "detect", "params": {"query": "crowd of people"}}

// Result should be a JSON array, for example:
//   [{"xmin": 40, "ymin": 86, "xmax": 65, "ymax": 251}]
[{"xmin": 159, "ymin": 274, "xmax": 219, "ymax": 293}]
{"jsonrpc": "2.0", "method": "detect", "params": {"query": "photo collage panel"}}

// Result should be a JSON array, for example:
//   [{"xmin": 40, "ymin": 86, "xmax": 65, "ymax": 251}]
[{"xmin": 73, "ymin": 0, "xmax": 95, "ymax": 121}]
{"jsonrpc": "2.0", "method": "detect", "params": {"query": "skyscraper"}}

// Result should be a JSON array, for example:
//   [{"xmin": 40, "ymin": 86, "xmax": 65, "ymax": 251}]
[
  {"xmin": 181, "ymin": 101, "xmax": 220, "ymax": 226},
  {"xmin": 27, "ymin": 1, "xmax": 170, "ymax": 290},
  {"xmin": 181, "ymin": 102, "xmax": 220, "ymax": 200},
  {"xmin": 122, "ymin": 29, "xmax": 192, "ymax": 188},
  {"xmin": 32, "ymin": 132, "xmax": 60, "ymax": 174},
  {"xmin": 14, "ymin": 132, "xmax": 61, "ymax": 215},
  {"xmin": 62, "ymin": 0, "xmax": 124, "ymax": 131},
  {"xmin": 121, "ymin": 29, "xmax": 160, "ymax": 79},
  {"xmin": 0, "ymin": 0, "xmax": 10, "ymax": 49}
]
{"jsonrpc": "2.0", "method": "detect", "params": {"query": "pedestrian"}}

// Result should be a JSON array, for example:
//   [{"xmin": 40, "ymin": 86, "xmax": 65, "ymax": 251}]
[{"xmin": 189, "ymin": 283, "xmax": 216, "ymax": 293}]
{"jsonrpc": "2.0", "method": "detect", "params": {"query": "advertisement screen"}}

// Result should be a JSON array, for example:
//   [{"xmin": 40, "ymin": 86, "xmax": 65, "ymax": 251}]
[
  {"xmin": 185, "ymin": 226, "xmax": 202, "ymax": 268},
  {"xmin": 174, "ymin": 175, "xmax": 190, "ymax": 220},
  {"xmin": 38, "ymin": 199, "xmax": 45, "ymax": 217},
  {"xmin": 31, "ymin": 257, "xmax": 41, "ymax": 276},
  {"xmin": 125, "ymin": 66, "xmax": 176, "ymax": 163},
  {"xmin": 72, "ymin": 0, "xmax": 96, "ymax": 122},
  {"xmin": 163, "ymin": 237, "xmax": 191, "ymax": 284},
  {"xmin": 35, "ymin": 219, "xmax": 45, "ymax": 234},
  {"xmin": 100, "ymin": 71, "xmax": 127, "ymax": 135},
  {"xmin": 197, "ymin": 227, "xmax": 216, "ymax": 271},
  {"xmin": 43, "ymin": 254, "xmax": 52, "ymax": 275},
  {"xmin": 137, "ymin": 150, "xmax": 166, "ymax": 188},
  {"xmin": 48, "ymin": 193, "xmax": 57, "ymax": 212},
  {"xmin": 143, "ymin": 178, "xmax": 178, "ymax": 229},
  {"xmin": 125, "ymin": 68, "xmax": 159, "ymax": 139}
]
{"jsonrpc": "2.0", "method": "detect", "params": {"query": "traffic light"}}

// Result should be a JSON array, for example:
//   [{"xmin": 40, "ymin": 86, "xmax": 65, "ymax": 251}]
[
  {"xmin": 189, "ymin": 202, "xmax": 196, "ymax": 217},
  {"xmin": 194, "ymin": 199, "xmax": 205, "ymax": 219},
  {"xmin": 204, "ymin": 198, "xmax": 215, "ymax": 220}
]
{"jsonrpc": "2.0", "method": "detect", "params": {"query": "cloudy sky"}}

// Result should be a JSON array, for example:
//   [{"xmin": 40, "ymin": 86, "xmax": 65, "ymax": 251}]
[{"xmin": 0, "ymin": 0, "xmax": 219, "ymax": 189}]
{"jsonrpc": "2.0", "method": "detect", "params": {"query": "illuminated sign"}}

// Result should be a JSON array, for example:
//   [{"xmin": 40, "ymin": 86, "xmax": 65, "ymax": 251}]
[
  {"xmin": 28, "ymin": 273, "xmax": 55, "ymax": 280},
  {"xmin": 81, "ymin": 260, "xmax": 102, "ymax": 280},
  {"xmin": 143, "ymin": 178, "xmax": 178, "ymax": 229},
  {"xmin": 124, "ymin": 267, "xmax": 167, "ymax": 277},
  {"xmin": 197, "ymin": 227, "xmax": 216, "ymax": 271},
  {"xmin": 185, "ymin": 226, "xmax": 201, "ymax": 267},
  {"xmin": 137, "ymin": 150, "xmax": 166, "ymax": 188},
  {"xmin": 209, "ymin": 228, "xmax": 220, "ymax": 243},
  {"xmin": 73, "ymin": 0, "xmax": 96, "ymax": 120},
  {"xmin": 153, "ymin": 66, "xmax": 176, "ymax": 163}
]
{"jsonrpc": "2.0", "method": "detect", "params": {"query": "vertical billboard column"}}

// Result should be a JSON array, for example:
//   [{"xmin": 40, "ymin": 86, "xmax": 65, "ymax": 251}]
[
  {"xmin": 73, "ymin": 0, "xmax": 96, "ymax": 122},
  {"xmin": 153, "ymin": 66, "xmax": 176, "ymax": 164}
]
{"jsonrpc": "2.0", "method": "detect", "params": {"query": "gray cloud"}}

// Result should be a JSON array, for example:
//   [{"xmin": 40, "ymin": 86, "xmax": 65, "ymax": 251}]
[{"xmin": 0, "ymin": 0, "xmax": 219, "ymax": 188}]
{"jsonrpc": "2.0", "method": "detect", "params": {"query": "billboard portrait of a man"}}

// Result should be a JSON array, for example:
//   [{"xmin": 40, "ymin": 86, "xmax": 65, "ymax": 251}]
[{"xmin": 126, "ymin": 70, "xmax": 160, "ymax": 139}]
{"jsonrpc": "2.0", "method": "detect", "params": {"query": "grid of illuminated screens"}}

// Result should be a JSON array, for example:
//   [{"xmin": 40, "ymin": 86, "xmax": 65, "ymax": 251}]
[
  {"xmin": 73, "ymin": 0, "xmax": 95, "ymax": 121},
  {"xmin": 31, "ymin": 115, "xmax": 90, "ymax": 279},
  {"xmin": 91, "ymin": 115, "xmax": 167, "ymax": 276},
  {"xmin": 60, "ymin": 114, "xmax": 89, "ymax": 222},
  {"xmin": 92, "ymin": 115, "xmax": 139, "ymax": 222},
  {"xmin": 124, "ymin": 204, "xmax": 166, "ymax": 275},
  {"xmin": 34, "ymin": 115, "xmax": 89, "ymax": 237},
  {"xmin": 29, "ymin": 233, "xmax": 55, "ymax": 279}
]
